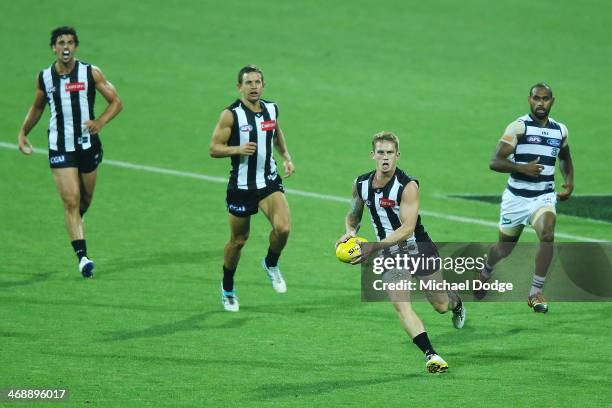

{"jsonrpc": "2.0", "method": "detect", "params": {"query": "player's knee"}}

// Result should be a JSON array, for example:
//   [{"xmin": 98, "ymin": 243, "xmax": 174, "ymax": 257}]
[
  {"xmin": 274, "ymin": 222, "xmax": 291, "ymax": 238},
  {"xmin": 539, "ymin": 230, "xmax": 555, "ymax": 242},
  {"xmin": 61, "ymin": 193, "xmax": 80, "ymax": 211},
  {"xmin": 432, "ymin": 302, "xmax": 449, "ymax": 314},
  {"xmin": 230, "ymin": 234, "xmax": 249, "ymax": 249}
]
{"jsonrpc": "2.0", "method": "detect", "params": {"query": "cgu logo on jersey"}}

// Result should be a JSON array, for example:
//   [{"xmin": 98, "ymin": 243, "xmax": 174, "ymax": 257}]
[
  {"xmin": 379, "ymin": 198, "xmax": 396, "ymax": 208},
  {"xmin": 239, "ymin": 124, "xmax": 253, "ymax": 132},
  {"xmin": 526, "ymin": 136, "xmax": 542, "ymax": 144},
  {"xmin": 261, "ymin": 120, "xmax": 276, "ymax": 131},
  {"xmin": 65, "ymin": 82, "xmax": 85, "ymax": 92},
  {"xmin": 49, "ymin": 155, "xmax": 65, "ymax": 164},
  {"xmin": 546, "ymin": 138, "xmax": 561, "ymax": 147}
]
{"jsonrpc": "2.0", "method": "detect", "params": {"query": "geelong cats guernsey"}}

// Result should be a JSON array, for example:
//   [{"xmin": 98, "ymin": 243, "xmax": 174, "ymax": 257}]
[
  {"xmin": 355, "ymin": 168, "xmax": 431, "ymax": 243},
  {"xmin": 226, "ymin": 99, "xmax": 279, "ymax": 190},
  {"xmin": 506, "ymin": 114, "xmax": 568, "ymax": 198}
]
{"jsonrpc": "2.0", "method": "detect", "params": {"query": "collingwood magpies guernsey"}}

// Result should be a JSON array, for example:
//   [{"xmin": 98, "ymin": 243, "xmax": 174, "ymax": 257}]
[
  {"xmin": 38, "ymin": 60, "xmax": 97, "ymax": 152},
  {"xmin": 505, "ymin": 114, "xmax": 568, "ymax": 198},
  {"xmin": 227, "ymin": 99, "xmax": 279, "ymax": 190},
  {"xmin": 355, "ymin": 168, "xmax": 431, "ymax": 243}
]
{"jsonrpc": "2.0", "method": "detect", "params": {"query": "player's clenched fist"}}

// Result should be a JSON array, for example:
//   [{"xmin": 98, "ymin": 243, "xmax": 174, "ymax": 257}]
[{"xmin": 238, "ymin": 142, "xmax": 257, "ymax": 156}]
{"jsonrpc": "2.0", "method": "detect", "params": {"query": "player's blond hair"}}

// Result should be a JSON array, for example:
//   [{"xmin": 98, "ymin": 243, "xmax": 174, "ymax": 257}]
[{"xmin": 371, "ymin": 131, "xmax": 399, "ymax": 152}]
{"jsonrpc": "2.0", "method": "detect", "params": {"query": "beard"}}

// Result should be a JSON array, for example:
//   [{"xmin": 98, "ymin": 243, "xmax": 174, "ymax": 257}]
[{"xmin": 531, "ymin": 107, "xmax": 549, "ymax": 119}]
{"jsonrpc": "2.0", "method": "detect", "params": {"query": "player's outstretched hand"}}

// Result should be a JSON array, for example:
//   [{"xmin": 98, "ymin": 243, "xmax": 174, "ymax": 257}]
[
  {"xmin": 521, "ymin": 157, "xmax": 544, "ymax": 177},
  {"xmin": 237, "ymin": 142, "xmax": 257, "ymax": 156},
  {"xmin": 282, "ymin": 159, "xmax": 295, "ymax": 178},
  {"xmin": 18, "ymin": 133, "xmax": 33, "ymax": 155},
  {"xmin": 557, "ymin": 183, "xmax": 574, "ymax": 201}
]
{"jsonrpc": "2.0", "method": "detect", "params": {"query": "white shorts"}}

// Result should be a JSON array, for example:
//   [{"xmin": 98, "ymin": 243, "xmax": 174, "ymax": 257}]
[{"xmin": 499, "ymin": 189, "xmax": 556, "ymax": 232}]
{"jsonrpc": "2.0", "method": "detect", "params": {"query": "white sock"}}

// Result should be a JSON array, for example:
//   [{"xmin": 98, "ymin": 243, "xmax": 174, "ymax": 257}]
[{"xmin": 530, "ymin": 275, "xmax": 546, "ymax": 297}]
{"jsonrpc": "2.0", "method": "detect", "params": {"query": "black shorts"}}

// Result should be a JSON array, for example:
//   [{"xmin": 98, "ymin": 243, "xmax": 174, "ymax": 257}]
[
  {"xmin": 48, "ymin": 137, "xmax": 103, "ymax": 173},
  {"xmin": 226, "ymin": 177, "xmax": 285, "ymax": 217},
  {"xmin": 381, "ymin": 239, "xmax": 440, "ymax": 277}
]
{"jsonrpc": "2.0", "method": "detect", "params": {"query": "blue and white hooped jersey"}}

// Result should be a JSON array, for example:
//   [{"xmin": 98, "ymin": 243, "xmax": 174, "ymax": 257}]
[{"xmin": 506, "ymin": 114, "xmax": 568, "ymax": 198}]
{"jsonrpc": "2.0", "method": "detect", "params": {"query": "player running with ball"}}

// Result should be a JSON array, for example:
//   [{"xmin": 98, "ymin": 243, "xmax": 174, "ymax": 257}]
[{"xmin": 336, "ymin": 131, "xmax": 465, "ymax": 373}]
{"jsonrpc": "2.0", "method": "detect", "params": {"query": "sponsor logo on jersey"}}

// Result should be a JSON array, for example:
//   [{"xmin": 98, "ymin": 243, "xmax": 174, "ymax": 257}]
[
  {"xmin": 261, "ymin": 120, "xmax": 276, "ymax": 131},
  {"xmin": 546, "ymin": 138, "xmax": 561, "ymax": 147},
  {"xmin": 379, "ymin": 198, "xmax": 397, "ymax": 208},
  {"xmin": 46, "ymin": 86, "xmax": 56, "ymax": 95},
  {"xmin": 239, "ymin": 124, "xmax": 253, "ymax": 132},
  {"xmin": 50, "ymin": 155, "xmax": 65, "ymax": 164},
  {"xmin": 526, "ymin": 136, "xmax": 542, "ymax": 144},
  {"xmin": 65, "ymin": 82, "xmax": 86, "ymax": 92}
]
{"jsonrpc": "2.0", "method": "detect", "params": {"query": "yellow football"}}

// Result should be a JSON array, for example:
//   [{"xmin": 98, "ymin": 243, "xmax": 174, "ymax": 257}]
[{"xmin": 336, "ymin": 237, "xmax": 368, "ymax": 263}]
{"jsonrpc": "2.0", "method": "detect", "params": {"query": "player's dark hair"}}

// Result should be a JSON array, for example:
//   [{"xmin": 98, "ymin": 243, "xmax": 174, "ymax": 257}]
[
  {"xmin": 50, "ymin": 26, "xmax": 79, "ymax": 47},
  {"xmin": 372, "ymin": 131, "xmax": 399, "ymax": 152},
  {"xmin": 238, "ymin": 65, "xmax": 264, "ymax": 85},
  {"xmin": 530, "ymin": 82, "xmax": 553, "ymax": 97}
]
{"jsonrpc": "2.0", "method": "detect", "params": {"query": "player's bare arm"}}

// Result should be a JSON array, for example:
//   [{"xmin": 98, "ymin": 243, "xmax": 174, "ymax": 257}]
[
  {"xmin": 557, "ymin": 144, "xmax": 574, "ymax": 201},
  {"xmin": 273, "ymin": 120, "xmax": 295, "ymax": 178},
  {"xmin": 352, "ymin": 181, "xmax": 419, "ymax": 264},
  {"xmin": 489, "ymin": 122, "xmax": 543, "ymax": 177},
  {"xmin": 209, "ymin": 110, "xmax": 257, "ymax": 158},
  {"xmin": 379, "ymin": 181, "xmax": 419, "ymax": 247},
  {"xmin": 85, "ymin": 66, "xmax": 122, "ymax": 134},
  {"xmin": 17, "ymin": 76, "xmax": 47, "ymax": 155},
  {"xmin": 336, "ymin": 183, "xmax": 364, "ymax": 247}
]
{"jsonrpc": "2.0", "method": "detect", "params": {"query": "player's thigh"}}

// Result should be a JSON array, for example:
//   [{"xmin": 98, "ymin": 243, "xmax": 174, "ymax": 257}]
[
  {"xmin": 259, "ymin": 191, "xmax": 290, "ymax": 228},
  {"xmin": 228, "ymin": 213, "xmax": 251, "ymax": 240},
  {"xmin": 79, "ymin": 169, "xmax": 98, "ymax": 200},
  {"xmin": 531, "ymin": 210, "xmax": 556, "ymax": 241},
  {"xmin": 52, "ymin": 167, "xmax": 81, "ymax": 203}
]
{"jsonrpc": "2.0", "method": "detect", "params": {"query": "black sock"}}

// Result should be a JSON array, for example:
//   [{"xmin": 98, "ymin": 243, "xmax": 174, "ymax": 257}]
[
  {"xmin": 71, "ymin": 239, "xmax": 87, "ymax": 261},
  {"xmin": 412, "ymin": 332, "xmax": 437, "ymax": 358},
  {"xmin": 222, "ymin": 265, "xmax": 236, "ymax": 293},
  {"xmin": 265, "ymin": 248, "xmax": 281, "ymax": 268}
]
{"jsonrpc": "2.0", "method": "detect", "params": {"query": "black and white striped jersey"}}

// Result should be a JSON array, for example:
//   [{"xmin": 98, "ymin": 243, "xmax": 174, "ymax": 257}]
[
  {"xmin": 355, "ymin": 168, "xmax": 430, "ymax": 242},
  {"xmin": 507, "ymin": 114, "xmax": 568, "ymax": 198},
  {"xmin": 226, "ymin": 99, "xmax": 279, "ymax": 190},
  {"xmin": 38, "ymin": 60, "xmax": 97, "ymax": 152}
]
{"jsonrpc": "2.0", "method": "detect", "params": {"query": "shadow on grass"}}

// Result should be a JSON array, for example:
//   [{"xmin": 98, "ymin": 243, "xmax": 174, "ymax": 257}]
[
  {"xmin": 99, "ymin": 250, "xmax": 221, "ymax": 275},
  {"xmin": 41, "ymin": 350, "xmax": 286, "ymax": 369},
  {"xmin": 99, "ymin": 311, "xmax": 250, "ymax": 341},
  {"xmin": 0, "ymin": 271, "xmax": 53, "ymax": 288},
  {"xmin": 250, "ymin": 375, "xmax": 413, "ymax": 400}
]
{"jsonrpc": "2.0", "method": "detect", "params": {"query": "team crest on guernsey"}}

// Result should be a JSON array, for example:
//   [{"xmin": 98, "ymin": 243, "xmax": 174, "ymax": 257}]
[
  {"xmin": 65, "ymin": 82, "xmax": 85, "ymax": 92},
  {"xmin": 379, "ymin": 198, "xmax": 396, "ymax": 208},
  {"xmin": 261, "ymin": 120, "xmax": 276, "ymax": 131}
]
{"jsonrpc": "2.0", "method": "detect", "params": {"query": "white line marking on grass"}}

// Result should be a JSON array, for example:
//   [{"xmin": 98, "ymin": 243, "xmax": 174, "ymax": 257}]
[{"xmin": 1, "ymin": 141, "xmax": 604, "ymax": 242}]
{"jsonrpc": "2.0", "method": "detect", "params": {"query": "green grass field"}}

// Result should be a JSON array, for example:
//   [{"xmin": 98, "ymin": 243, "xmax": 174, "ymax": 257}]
[{"xmin": 1, "ymin": 1, "xmax": 611, "ymax": 406}]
